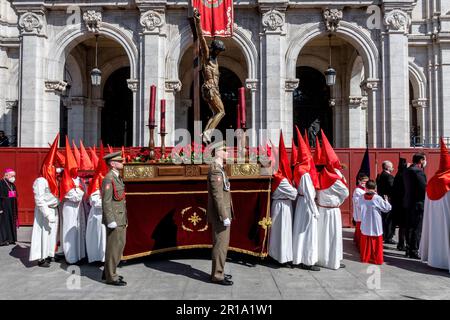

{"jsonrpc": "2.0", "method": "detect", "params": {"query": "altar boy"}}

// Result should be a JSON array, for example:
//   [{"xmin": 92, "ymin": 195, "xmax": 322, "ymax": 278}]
[{"xmin": 359, "ymin": 180, "xmax": 392, "ymax": 265}]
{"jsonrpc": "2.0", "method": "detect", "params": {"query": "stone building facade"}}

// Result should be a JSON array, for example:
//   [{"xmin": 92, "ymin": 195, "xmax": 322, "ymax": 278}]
[{"xmin": 0, "ymin": 0, "xmax": 449, "ymax": 148}]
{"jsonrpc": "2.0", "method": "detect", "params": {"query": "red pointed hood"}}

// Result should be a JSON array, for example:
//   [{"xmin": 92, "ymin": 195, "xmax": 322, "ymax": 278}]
[
  {"xmin": 293, "ymin": 126, "xmax": 319, "ymax": 188},
  {"xmin": 60, "ymin": 136, "xmax": 77, "ymax": 200},
  {"xmin": 272, "ymin": 131, "xmax": 293, "ymax": 192},
  {"xmin": 290, "ymin": 138, "xmax": 298, "ymax": 167},
  {"xmin": 318, "ymin": 130, "xmax": 342, "ymax": 170},
  {"xmin": 40, "ymin": 134, "xmax": 59, "ymax": 197},
  {"xmin": 72, "ymin": 140, "xmax": 81, "ymax": 167},
  {"xmin": 79, "ymin": 140, "xmax": 94, "ymax": 171},
  {"xmin": 87, "ymin": 144, "xmax": 108, "ymax": 198},
  {"xmin": 304, "ymin": 129, "xmax": 312, "ymax": 152},
  {"xmin": 55, "ymin": 150, "xmax": 66, "ymax": 168},
  {"xmin": 426, "ymin": 138, "xmax": 450, "ymax": 200},
  {"xmin": 313, "ymin": 135, "xmax": 322, "ymax": 165},
  {"xmin": 89, "ymin": 147, "xmax": 99, "ymax": 168}
]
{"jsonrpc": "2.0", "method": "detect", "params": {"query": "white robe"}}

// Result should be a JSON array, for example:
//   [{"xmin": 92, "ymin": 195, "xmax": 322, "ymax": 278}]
[
  {"xmin": 352, "ymin": 187, "xmax": 365, "ymax": 222},
  {"xmin": 85, "ymin": 190, "xmax": 106, "ymax": 263},
  {"xmin": 420, "ymin": 193, "xmax": 450, "ymax": 272},
  {"xmin": 29, "ymin": 177, "xmax": 59, "ymax": 261},
  {"xmin": 359, "ymin": 194, "xmax": 392, "ymax": 236},
  {"xmin": 317, "ymin": 179, "xmax": 349, "ymax": 270},
  {"xmin": 269, "ymin": 178, "xmax": 297, "ymax": 264},
  {"xmin": 61, "ymin": 177, "xmax": 86, "ymax": 264},
  {"xmin": 292, "ymin": 173, "xmax": 320, "ymax": 266}
]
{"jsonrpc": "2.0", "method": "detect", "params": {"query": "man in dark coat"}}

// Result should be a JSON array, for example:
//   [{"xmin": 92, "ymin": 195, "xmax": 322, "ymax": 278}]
[
  {"xmin": 0, "ymin": 168, "xmax": 18, "ymax": 246},
  {"xmin": 403, "ymin": 153, "xmax": 427, "ymax": 259},
  {"xmin": 392, "ymin": 158, "xmax": 408, "ymax": 251},
  {"xmin": 376, "ymin": 160, "xmax": 395, "ymax": 243}
]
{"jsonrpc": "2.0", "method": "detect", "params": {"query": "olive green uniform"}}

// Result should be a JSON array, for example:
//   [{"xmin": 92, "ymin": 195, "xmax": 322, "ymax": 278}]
[
  {"xmin": 102, "ymin": 169, "xmax": 127, "ymax": 283},
  {"xmin": 207, "ymin": 162, "xmax": 234, "ymax": 281}
]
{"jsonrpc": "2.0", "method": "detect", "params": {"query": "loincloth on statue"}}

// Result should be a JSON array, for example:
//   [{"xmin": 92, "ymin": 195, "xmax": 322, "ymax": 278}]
[{"xmin": 201, "ymin": 83, "xmax": 220, "ymax": 101}]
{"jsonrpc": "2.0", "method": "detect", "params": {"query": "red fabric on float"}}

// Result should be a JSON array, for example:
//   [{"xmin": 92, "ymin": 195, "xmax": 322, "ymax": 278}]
[
  {"xmin": 122, "ymin": 178, "xmax": 271, "ymax": 259},
  {"xmin": 193, "ymin": 0, "xmax": 234, "ymax": 37}
]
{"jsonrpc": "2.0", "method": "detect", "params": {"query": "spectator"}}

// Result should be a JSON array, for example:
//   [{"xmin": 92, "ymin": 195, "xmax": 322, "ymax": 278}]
[
  {"xmin": 403, "ymin": 153, "xmax": 427, "ymax": 259},
  {"xmin": 0, "ymin": 131, "xmax": 10, "ymax": 147},
  {"xmin": 392, "ymin": 158, "xmax": 408, "ymax": 251},
  {"xmin": 376, "ymin": 160, "xmax": 396, "ymax": 244}
]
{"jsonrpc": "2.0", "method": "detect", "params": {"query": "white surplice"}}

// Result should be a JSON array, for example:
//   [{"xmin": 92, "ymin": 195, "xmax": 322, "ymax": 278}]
[
  {"xmin": 29, "ymin": 177, "xmax": 59, "ymax": 261},
  {"xmin": 292, "ymin": 173, "xmax": 320, "ymax": 266},
  {"xmin": 269, "ymin": 178, "xmax": 298, "ymax": 264},
  {"xmin": 420, "ymin": 193, "xmax": 450, "ymax": 272},
  {"xmin": 352, "ymin": 187, "xmax": 365, "ymax": 222},
  {"xmin": 316, "ymin": 179, "xmax": 349, "ymax": 270},
  {"xmin": 61, "ymin": 177, "xmax": 86, "ymax": 264},
  {"xmin": 85, "ymin": 190, "xmax": 106, "ymax": 263},
  {"xmin": 359, "ymin": 194, "xmax": 392, "ymax": 236}
]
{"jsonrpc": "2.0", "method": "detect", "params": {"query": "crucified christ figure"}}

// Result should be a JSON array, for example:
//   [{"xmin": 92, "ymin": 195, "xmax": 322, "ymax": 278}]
[{"xmin": 193, "ymin": 8, "xmax": 226, "ymax": 144}]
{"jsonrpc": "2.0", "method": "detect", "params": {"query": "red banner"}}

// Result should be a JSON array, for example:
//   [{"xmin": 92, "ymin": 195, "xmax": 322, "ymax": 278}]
[{"xmin": 193, "ymin": 0, "xmax": 233, "ymax": 37}]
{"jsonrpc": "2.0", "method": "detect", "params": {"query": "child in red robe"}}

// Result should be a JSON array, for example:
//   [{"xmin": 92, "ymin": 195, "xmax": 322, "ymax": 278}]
[{"xmin": 359, "ymin": 180, "xmax": 392, "ymax": 265}]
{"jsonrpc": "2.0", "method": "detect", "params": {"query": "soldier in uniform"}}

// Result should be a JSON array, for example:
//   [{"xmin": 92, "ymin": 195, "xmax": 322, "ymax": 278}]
[
  {"xmin": 101, "ymin": 151, "xmax": 127, "ymax": 286},
  {"xmin": 207, "ymin": 144, "xmax": 234, "ymax": 286}
]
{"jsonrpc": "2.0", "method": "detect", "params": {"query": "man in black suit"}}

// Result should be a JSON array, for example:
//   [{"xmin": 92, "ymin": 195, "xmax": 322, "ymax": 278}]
[
  {"xmin": 402, "ymin": 153, "xmax": 427, "ymax": 259},
  {"xmin": 376, "ymin": 160, "xmax": 395, "ymax": 244}
]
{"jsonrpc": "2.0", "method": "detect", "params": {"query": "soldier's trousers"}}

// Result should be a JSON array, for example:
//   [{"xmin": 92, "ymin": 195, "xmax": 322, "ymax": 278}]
[
  {"xmin": 105, "ymin": 226, "xmax": 127, "ymax": 283},
  {"xmin": 211, "ymin": 220, "xmax": 230, "ymax": 281}
]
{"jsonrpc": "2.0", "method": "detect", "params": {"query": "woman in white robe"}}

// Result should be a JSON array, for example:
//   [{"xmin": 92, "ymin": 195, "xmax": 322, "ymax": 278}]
[
  {"xmin": 29, "ymin": 177, "xmax": 59, "ymax": 265},
  {"xmin": 62, "ymin": 177, "xmax": 86, "ymax": 264},
  {"xmin": 269, "ymin": 178, "xmax": 297, "ymax": 264},
  {"xmin": 86, "ymin": 190, "xmax": 106, "ymax": 263}
]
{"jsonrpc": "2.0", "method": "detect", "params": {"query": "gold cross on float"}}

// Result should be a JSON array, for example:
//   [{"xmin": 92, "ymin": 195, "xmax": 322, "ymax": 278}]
[{"xmin": 188, "ymin": 212, "xmax": 202, "ymax": 226}]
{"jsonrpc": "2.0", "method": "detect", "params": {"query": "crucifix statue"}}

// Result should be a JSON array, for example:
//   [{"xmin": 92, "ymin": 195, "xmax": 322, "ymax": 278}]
[{"xmin": 192, "ymin": 8, "xmax": 226, "ymax": 144}]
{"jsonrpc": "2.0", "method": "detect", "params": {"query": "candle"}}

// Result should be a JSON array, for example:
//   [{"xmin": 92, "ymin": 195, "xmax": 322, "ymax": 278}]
[
  {"xmin": 149, "ymin": 85, "xmax": 156, "ymax": 126},
  {"xmin": 160, "ymin": 99, "xmax": 166, "ymax": 133},
  {"xmin": 236, "ymin": 103, "xmax": 241, "ymax": 129},
  {"xmin": 238, "ymin": 87, "xmax": 246, "ymax": 126}
]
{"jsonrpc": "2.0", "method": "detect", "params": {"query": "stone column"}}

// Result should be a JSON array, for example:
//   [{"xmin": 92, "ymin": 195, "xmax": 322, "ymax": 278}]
[
  {"xmin": 17, "ymin": 10, "xmax": 53, "ymax": 146},
  {"xmin": 164, "ymin": 80, "xmax": 181, "ymax": 146},
  {"xmin": 438, "ymin": 41, "xmax": 450, "ymax": 138},
  {"xmin": 0, "ymin": 48, "xmax": 7, "ymax": 134},
  {"xmin": 361, "ymin": 79, "xmax": 380, "ymax": 147},
  {"xmin": 246, "ymin": 78, "xmax": 259, "ymax": 147},
  {"xmin": 67, "ymin": 96, "xmax": 87, "ymax": 143},
  {"xmin": 383, "ymin": 8, "xmax": 411, "ymax": 147},
  {"xmin": 138, "ymin": 5, "xmax": 166, "ymax": 146},
  {"xmin": 348, "ymin": 96, "xmax": 367, "ymax": 147},
  {"xmin": 126, "ymin": 79, "xmax": 139, "ymax": 146},
  {"xmin": 259, "ymin": 5, "xmax": 287, "ymax": 145},
  {"xmin": 84, "ymin": 98, "xmax": 104, "ymax": 146}
]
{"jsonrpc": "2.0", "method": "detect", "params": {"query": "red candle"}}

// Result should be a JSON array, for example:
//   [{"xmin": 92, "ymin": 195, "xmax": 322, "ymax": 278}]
[
  {"xmin": 149, "ymin": 85, "xmax": 156, "ymax": 126},
  {"xmin": 160, "ymin": 99, "xmax": 166, "ymax": 133},
  {"xmin": 236, "ymin": 103, "xmax": 241, "ymax": 129},
  {"xmin": 238, "ymin": 87, "xmax": 246, "ymax": 126}
]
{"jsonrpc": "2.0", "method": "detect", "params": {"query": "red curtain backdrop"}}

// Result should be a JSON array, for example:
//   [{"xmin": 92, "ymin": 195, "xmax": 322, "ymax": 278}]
[{"xmin": 193, "ymin": 0, "xmax": 233, "ymax": 37}]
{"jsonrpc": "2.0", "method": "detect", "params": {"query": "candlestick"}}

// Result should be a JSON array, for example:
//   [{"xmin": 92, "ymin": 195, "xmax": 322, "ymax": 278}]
[
  {"xmin": 160, "ymin": 99, "xmax": 166, "ymax": 133},
  {"xmin": 148, "ymin": 124, "xmax": 156, "ymax": 160},
  {"xmin": 149, "ymin": 85, "xmax": 156, "ymax": 126},
  {"xmin": 238, "ymin": 87, "xmax": 246, "ymax": 127}
]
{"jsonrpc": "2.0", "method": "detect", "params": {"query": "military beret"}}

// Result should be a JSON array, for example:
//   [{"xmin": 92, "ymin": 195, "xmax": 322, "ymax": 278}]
[{"xmin": 103, "ymin": 151, "xmax": 123, "ymax": 162}]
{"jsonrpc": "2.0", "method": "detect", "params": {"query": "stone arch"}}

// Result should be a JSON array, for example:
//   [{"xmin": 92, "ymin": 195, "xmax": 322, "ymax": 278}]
[
  {"xmin": 166, "ymin": 24, "xmax": 258, "ymax": 81},
  {"xmin": 99, "ymin": 55, "xmax": 130, "ymax": 93},
  {"xmin": 349, "ymin": 55, "xmax": 364, "ymax": 97},
  {"xmin": 408, "ymin": 60, "xmax": 427, "ymax": 101},
  {"xmin": 48, "ymin": 22, "xmax": 138, "ymax": 81},
  {"xmin": 286, "ymin": 21, "xmax": 378, "ymax": 81},
  {"xmin": 65, "ymin": 54, "xmax": 84, "ymax": 97}
]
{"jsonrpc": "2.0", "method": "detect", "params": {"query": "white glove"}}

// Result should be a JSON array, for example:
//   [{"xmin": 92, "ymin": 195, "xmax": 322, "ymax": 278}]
[
  {"xmin": 47, "ymin": 215, "xmax": 56, "ymax": 223},
  {"xmin": 108, "ymin": 221, "xmax": 118, "ymax": 229},
  {"xmin": 223, "ymin": 218, "xmax": 231, "ymax": 227}
]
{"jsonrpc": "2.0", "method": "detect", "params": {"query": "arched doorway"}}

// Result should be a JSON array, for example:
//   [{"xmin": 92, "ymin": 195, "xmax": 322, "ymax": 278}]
[
  {"xmin": 188, "ymin": 67, "xmax": 241, "ymax": 138},
  {"xmin": 293, "ymin": 66, "xmax": 331, "ymax": 146},
  {"xmin": 102, "ymin": 67, "xmax": 132, "ymax": 146}
]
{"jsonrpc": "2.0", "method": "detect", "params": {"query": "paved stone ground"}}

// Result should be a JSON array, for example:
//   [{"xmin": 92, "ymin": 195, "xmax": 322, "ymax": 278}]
[{"xmin": 1, "ymin": 227, "xmax": 449, "ymax": 300}]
